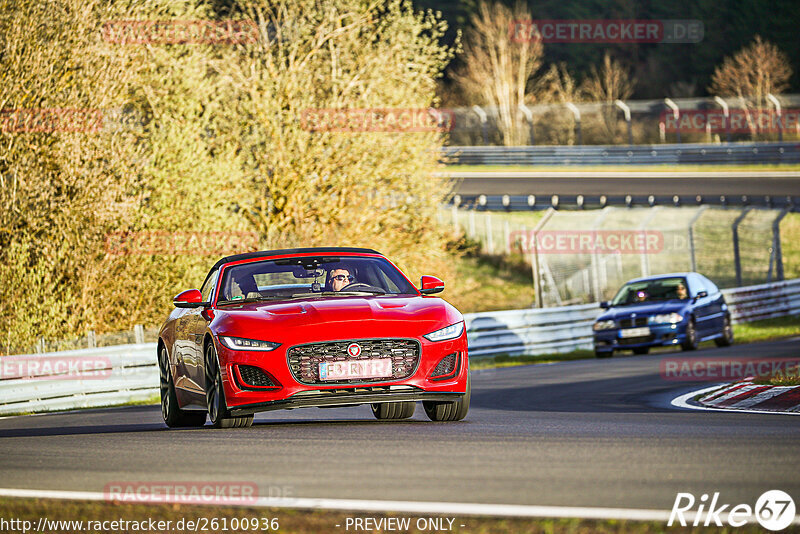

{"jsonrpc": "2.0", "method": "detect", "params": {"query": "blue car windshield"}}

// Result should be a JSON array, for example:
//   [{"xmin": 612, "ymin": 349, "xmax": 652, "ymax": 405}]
[{"xmin": 610, "ymin": 277, "xmax": 689, "ymax": 306}]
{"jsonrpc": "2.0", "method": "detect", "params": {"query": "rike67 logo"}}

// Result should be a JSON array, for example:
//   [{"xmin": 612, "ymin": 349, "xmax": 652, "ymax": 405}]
[{"xmin": 669, "ymin": 490, "xmax": 796, "ymax": 530}]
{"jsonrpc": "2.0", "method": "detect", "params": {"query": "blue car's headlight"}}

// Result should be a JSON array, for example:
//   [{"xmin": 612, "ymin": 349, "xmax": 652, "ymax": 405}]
[
  {"xmin": 593, "ymin": 320, "xmax": 616, "ymax": 331},
  {"xmin": 648, "ymin": 312, "xmax": 683, "ymax": 324},
  {"xmin": 424, "ymin": 322, "xmax": 465, "ymax": 342},
  {"xmin": 220, "ymin": 336, "xmax": 281, "ymax": 351}
]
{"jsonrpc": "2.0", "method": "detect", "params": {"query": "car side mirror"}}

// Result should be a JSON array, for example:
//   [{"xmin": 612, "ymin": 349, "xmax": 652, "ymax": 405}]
[
  {"xmin": 173, "ymin": 289, "xmax": 204, "ymax": 308},
  {"xmin": 600, "ymin": 301, "xmax": 610, "ymax": 309},
  {"xmin": 420, "ymin": 275, "xmax": 445, "ymax": 295},
  {"xmin": 694, "ymin": 290, "xmax": 708, "ymax": 300}
]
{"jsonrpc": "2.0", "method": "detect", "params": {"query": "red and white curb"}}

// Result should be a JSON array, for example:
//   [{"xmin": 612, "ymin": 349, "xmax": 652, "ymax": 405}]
[{"xmin": 672, "ymin": 379, "xmax": 800, "ymax": 415}]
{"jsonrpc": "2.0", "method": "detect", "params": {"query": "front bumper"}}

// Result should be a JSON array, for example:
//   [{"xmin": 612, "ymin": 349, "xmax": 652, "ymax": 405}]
[
  {"xmin": 594, "ymin": 322, "xmax": 687, "ymax": 351},
  {"xmin": 216, "ymin": 333, "xmax": 469, "ymax": 413}
]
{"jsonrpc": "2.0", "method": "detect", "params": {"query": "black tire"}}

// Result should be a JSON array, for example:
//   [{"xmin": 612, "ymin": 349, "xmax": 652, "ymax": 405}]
[
  {"xmin": 595, "ymin": 349, "xmax": 613, "ymax": 358},
  {"xmin": 204, "ymin": 342, "xmax": 253, "ymax": 429},
  {"xmin": 423, "ymin": 374, "xmax": 470, "ymax": 422},
  {"xmin": 681, "ymin": 318, "xmax": 699, "ymax": 351},
  {"xmin": 371, "ymin": 401, "xmax": 415, "ymax": 420},
  {"xmin": 158, "ymin": 345, "xmax": 206, "ymax": 428},
  {"xmin": 715, "ymin": 315, "xmax": 734, "ymax": 347},
  {"xmin": 632, "ymin": 347, "xmax": 650, "ymax": 355}
]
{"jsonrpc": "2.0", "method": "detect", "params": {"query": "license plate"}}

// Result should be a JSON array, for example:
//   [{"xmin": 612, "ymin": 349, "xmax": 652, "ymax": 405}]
[
  {"xmin": 620, "ymin": 326, "xmax": 651, "ymax": 338},
  {"xmin": 319, "ymin": 358, "xmax": 393, "ymax": 381}
]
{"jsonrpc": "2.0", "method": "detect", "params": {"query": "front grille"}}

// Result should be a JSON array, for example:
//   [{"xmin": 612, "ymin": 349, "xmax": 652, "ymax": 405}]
[
  {"xmin": 237, "ymin": 365, "xmax": 277, "ymax": 388},
  {"xmin": 287, "ymin": 339, "xmax": 420, "ymax": 385},
  {"xmin": 617, "ymin": 335, "xmax": 655, "ymax": 345},
  {"xmin": 619, "ymin": 317, "xmax": 648, "ymax": 328}
]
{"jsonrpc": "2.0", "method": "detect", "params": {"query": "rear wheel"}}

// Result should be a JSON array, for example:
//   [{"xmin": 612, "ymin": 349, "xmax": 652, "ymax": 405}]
[
  {"xmin": 204, "ymin": 343, "xmax": 253, "ymax": 429},
  {"xmin": 423, "ymin": 374, "xmax": 470, "ymax": 422},
  {"xmin": 681, "ymin": 318, "xmax": 699, "ymax": 351},
  {"xmin": 715, "ymin": 315, "xmax": 734, "ymax": 347},
  {"xmin": 158, "ymin": 346, "xmax": 206, "ymax": 428},
  {"xmin": 371, "ymin": 401, "xmax": 415, "ymax": 420},
  {"xmin": 632, "ymin": 347, "xmax": 650, "ymax": 355}
]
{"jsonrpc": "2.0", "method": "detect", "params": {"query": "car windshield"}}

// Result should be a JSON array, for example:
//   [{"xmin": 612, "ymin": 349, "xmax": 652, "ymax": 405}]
[
  {"xmin": 610, "ymin": 277, "xmax": 689, "ymax": 306},
  {"xmin": 216, "ymin": 255, "xmax": 417, "ymax": 304}
]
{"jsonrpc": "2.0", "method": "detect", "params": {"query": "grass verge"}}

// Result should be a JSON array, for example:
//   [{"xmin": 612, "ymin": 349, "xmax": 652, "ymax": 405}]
[{"xmin": 0, "ymin": 497, "xmax": 780, "ymax": 534}]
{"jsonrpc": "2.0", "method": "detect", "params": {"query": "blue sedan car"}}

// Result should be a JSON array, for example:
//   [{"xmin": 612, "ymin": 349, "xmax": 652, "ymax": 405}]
[{"xmin": 593, "ymin": 272, "xmax": 733, "ymax": 358}]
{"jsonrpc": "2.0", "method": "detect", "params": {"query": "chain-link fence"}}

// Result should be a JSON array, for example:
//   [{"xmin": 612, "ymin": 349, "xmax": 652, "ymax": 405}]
[{"xmin": 446, "ymin": 206, "xmax": 793, "ymax": 307}]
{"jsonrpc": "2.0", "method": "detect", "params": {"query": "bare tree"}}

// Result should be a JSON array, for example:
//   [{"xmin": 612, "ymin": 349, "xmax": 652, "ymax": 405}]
[
  {"xmin": 534, "ymin": 63, "xmax": 580, "ymax": 144},
  {"xmin": 710, "ymin": 36, "xmax": 792, "ymax": 138},
  {"xmin": 453, "ymin": 1, "xmax": 544, "ymax": 146},
  {"xmin": 580, "ymin": 53, "xmax": 634, "ymax": 143}
]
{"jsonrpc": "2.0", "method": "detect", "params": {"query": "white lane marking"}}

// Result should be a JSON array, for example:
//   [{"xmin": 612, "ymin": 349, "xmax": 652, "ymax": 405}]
[
  {"xmin": 0, "ymin": 487, "xmax": 663, "ymax": 522},
  {"xmin": 1, "ymin": 487, "xmax": 797, "ymax": 525},
  {"xmin": 671, "ymin": 385, "xmax": 800, "ymax": 416}
]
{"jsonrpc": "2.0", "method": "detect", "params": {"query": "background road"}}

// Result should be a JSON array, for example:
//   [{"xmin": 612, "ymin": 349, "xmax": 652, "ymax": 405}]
[
  {"xmin": 448, "ymin": 171, "xmax": 800, "ymax": 197},
  {"xmin": 0, "ymin": 338, "xmax": 799, "ymax": 512}
]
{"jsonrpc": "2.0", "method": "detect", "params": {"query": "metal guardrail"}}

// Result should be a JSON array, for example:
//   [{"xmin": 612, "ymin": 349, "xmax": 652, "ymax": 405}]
[
  {"xmin": 1, "ymin": 278, "xmax": 798, "ymax": 415},
  {"xmin": 463, "ymin": 278, "xmax": 800, "ymax": 358},
  {"xmin": 442, "ymin": 142, "xmax": 800, "ymax": 166},
  {"xmin": 0, "ymin": 344, "xmax": 157, "ymax": 416}
]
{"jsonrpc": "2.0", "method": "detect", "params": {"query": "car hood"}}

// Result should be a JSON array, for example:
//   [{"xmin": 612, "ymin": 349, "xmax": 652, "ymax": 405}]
[
  {"xmin": 211, "ymin": 295, "xmax": 463, "ymax": 342},
  {"xmin": 599, "ymin": 301, "xmax": 689, "ymax": 322}
]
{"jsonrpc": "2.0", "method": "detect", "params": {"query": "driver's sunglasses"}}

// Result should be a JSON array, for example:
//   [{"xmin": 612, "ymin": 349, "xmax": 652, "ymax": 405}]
[{"xmin": 332, "ymin": 275, "xmax": 354, "ymax": 282}]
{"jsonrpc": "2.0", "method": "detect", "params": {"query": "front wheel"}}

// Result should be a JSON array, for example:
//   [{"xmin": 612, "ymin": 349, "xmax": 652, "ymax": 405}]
[
  {"xmin": 715, "ymin": 315, "xmax": 734, "ymax": 347},
  {"xmin": 371, "ymin": 401, "xmax": 415, "ymax": 420},
  {"xmin": 205, "ymin": 343, "xmax": 253, "ymax": 429},
  {"xmin": 681, "ymin": 318, "xmax": 699, "ymax": 351},
  {"xmin": 423, "ymin": 374, "xmax": 470, "ymax": 422},
  {"xmin": 158, "ymin": 346, "xmax": 206, "ymax": 428}
]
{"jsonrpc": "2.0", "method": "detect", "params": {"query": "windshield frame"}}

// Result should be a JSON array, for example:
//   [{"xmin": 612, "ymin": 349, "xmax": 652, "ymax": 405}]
[
  {"xmin": 212, "ymin": 252, "xmax": 419, "ymax": 307},
  {"xmin": 609, "ymin": 276, "xmax": 690, "ymax": 307}
]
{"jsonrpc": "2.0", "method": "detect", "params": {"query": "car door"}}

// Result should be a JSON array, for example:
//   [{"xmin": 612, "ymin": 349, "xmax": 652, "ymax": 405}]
[
  {"xmin": 701, "ymin": 275, "xmax": 725, "ymax": 334},
  {"xmin": 688, "ymin": 274, "xmax": 714, "ymax": 338},
  {"xmin": 186, "ymin": 269, "xmax": 219, "ymax": 395}
]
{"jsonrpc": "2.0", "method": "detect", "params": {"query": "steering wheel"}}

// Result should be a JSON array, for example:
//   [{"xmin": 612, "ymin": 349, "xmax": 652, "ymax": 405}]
[{"xmin": 341, "ymin": 282, "xmax": 386, "ymax": 294}]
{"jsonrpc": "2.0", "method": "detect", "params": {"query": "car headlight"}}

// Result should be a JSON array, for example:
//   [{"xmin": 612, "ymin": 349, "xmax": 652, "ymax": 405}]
[
  {"xmin": 593, "ymin": 320, "xmax": 616, "ymax": 331},
  {"xmin": 220, "ymin": 336, "xmax": 281, "ymax": 351},
  {"xmin": 649, "ymin": 313, "xmax": 683, "ymax": 324},
  {"xmin": 424, "ymin": 321, "xmax": 465, "ymax": 342}
]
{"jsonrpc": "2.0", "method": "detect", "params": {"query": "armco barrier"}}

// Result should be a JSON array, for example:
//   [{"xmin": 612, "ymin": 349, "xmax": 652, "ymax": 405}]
[
  {"xmin": 0, "ymin": 344, "xmax": 157, "ymax": 416},
  {"xmin": 1, "ymin": 279, "xmax": 798, "ymax": 415},
  {"xmin": 442, "ymin": 142, "xmax": 800, "ymax": 166}
]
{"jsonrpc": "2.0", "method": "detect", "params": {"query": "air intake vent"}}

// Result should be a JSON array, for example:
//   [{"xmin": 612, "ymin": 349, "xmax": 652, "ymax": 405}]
[
  {"xmin": 430, "ymin": 352, "xmax": 458, "ymax": 379},
  {"xmin": 237, "ymin": 365, "xmax": 277, "ymax": 388}
]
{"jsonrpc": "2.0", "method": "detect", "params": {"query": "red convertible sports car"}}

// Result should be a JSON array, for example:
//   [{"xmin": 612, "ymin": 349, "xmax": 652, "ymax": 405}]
[{"xmin": 158, "ymin": 247, "xmax": 470, "ymax": 428}]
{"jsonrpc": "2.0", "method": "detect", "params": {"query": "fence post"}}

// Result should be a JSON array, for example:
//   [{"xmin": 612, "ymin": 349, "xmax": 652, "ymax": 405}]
[
  {"xmin": 88, "ymin": 331, "xmax": 96, "ymax": 349},
  {"xmin": 732, "ymin": 208, "xmax": 751, "ymax": 287},
  {"xmin": 688, "ymin": 205, "xmax": 708, "ymax": 272},
  {"xmin": 472, "ymin": 105, "xmax": 489, "ymax": 145},
  {"xmin": 134, "ymin": 324, "xmax": 145, "ymax": 344},
  {"xmin": 532, "ymin": 208, "xmax": 555, "ymax": 308},
  {"xmin": 468, "ymin": 209, "xmax": 476, "ymax": 239},
  {"xmin": 485, "ymin": 212, "xmax": 494, "ymax": 254},
  {"xmin": 768, "ymin": 209, "xmax": 789, "ymax": 282}
]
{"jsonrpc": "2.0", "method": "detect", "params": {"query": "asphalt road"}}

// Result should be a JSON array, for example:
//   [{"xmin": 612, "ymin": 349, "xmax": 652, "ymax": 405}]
[
  {"xmin": 447, "ymin": 171, "xmax": 800, "ymax": 197},
  {"xmin": 0, "ymin": 338, "xmax": 799, "ymax": 512}
]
